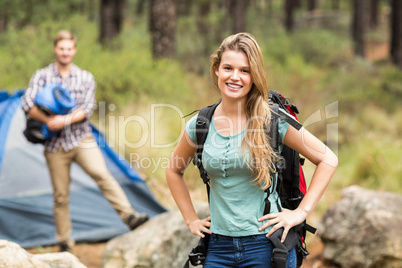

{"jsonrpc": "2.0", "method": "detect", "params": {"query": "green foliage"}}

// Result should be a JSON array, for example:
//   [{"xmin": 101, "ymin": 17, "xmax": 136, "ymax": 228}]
[
  {"xmin": 0, "ymin": 14, "xmax": 97, "ymax": 91},
  {"xmin": 260, "ymin": 29, "xmax": 350, "ymax": 68},
  {"xmin": 0, "ymin": 15, "xmax": 204, "ymax": 107},
  {"xmin": 0, "ymin": 0, "xmax": 95, "ymax": 29},
  {"xmin": 339, "ymin": 135, "xmax": 402, "ymax": 192},
  {"xmin": 1, "ymin": 3, "xmax": 402, "ymax": 207}
]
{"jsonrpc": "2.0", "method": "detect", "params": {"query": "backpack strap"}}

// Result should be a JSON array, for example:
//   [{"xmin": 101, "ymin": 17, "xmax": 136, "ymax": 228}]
[
  {"xmin": 269, "ymin": 103, "xmax": 279, "ymax": 152},
  {"xmin": 183, "ymin": 103, "xmax": 219, "ymax": 268},
  {"xmin": 265, "ymin": 103, "xmax": 299, "ymax": 215},
  {"xmin": 267, "ymin": 224, "xmax": 304, "ymax": 268},
  {"xmin": 193, "ymin": 102, "xmax": 220, "ymax": 198},
  {"xmin": 263, "ymin": 102, "xmax": 279, "ymax": 215},
  {"xmin": 277, "ymin": 109, "xmax": 302, "ymax": 131},
  {"xmin": 269, "ymin": 90, "xmax": 302, "ymax": 131}
]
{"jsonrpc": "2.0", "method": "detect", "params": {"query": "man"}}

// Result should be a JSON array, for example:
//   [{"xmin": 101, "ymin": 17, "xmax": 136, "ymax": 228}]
[{"xmin": 21, "ymin": 30, "xmax": 148, "ymax": 252}]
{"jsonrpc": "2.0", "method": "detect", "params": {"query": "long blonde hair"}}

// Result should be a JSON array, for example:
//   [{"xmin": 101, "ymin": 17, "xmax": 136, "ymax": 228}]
[{"xmin": 210, "ymin": 33, "xmax": 278, "ymax": 190}]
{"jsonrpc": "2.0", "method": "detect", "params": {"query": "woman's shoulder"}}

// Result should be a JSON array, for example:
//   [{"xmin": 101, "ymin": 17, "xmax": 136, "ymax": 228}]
[
  {"xmin": 185, "ymin": 113, "xmax": 198, "ymax": 128},
  {"xmin": 276, "ymin": 108, "xmax": 294, "ymax": 143},
  {"xmin": 185, "ymin": 113, "xmax": 199, "ymax": 143}
]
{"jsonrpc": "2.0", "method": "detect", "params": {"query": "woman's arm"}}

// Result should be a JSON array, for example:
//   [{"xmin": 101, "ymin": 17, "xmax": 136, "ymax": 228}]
[
  {"xmin": 166, "ymin": 130, "xmax": 212, "ymax": 238},
  {"xmin": 259, "ymin": 125, "xmax": 338, "ymax": 242}
]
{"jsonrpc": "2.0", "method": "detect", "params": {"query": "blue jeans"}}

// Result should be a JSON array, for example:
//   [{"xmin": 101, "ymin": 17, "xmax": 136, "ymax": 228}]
[{"xmin": 203, "ymin": 233, "xmax": 296, "ymax": 268}]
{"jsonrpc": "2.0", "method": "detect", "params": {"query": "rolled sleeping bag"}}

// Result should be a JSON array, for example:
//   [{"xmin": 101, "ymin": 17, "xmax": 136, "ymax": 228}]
[
  {"xmin": 35, "ymin": 83, "xmax": 76, "ymax": 115},
  {"xmin": 23, "ymin": 83, "xmax": 76, "ymax": 143}
]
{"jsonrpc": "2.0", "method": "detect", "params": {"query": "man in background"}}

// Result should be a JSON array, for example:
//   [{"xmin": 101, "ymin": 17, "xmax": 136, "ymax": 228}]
[{"xmin": 21, "ymin": 30, "xmax": 148, "ymax": 252}]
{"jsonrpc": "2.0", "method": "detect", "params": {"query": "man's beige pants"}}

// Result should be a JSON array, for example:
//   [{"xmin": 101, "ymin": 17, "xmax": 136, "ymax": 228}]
[{"xmin": 44, "ymin": 136, "xmax": 136, "ymax": 244}]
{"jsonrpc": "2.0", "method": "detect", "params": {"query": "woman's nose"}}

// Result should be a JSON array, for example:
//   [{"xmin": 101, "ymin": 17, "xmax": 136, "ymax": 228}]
[{"xmin": 230, "ymin": 70, "xmax": 239, "ymax": 80}]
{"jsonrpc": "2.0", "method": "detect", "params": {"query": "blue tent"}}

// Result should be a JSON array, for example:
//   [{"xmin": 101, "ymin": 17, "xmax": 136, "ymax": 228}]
[{"xmin": 0, "ymin": 90, "xmax": 166, "ymax": 248}]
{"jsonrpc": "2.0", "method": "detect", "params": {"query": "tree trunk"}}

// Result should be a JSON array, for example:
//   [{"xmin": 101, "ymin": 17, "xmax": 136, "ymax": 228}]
[
  {"xmin": 390, "ymin": 0, "xmax": 402, "ymax": 68},
  {"xmin": 369, "ymin": 0, "xmax": 379, "ymax": 29},
  {"xmin": 351, "ymin": 0, "xmax": 366, "ymax": 57},
  {"xmin": 213, "ymin": 0, "xmax": 230, "ymax": 45},
  {"xmin": 99, "ymin": 0, "xmax": 126, "ymax": 45},
  {"xmin": 150, "ymin": 0, "xmax": 177, "ymax": 59},
  {"xmin": 221, "ymin": 0, "xmax": 231, "ymax": 35},
  {"xmin": 136, "ymin": 0, "xmax": 146, "ymax": 15},
  {"xmin": 197, "ymin": 0, "xmax": 212, "ymax": 55},
  {"xmin": 0, "ymin": 10, "xmax": 8, "ymax": 32},
  {"xmin": 307, "ymin": 0, "xmax": 317, "ymax": 11},
  {"xmin": 232, "ymin": 0, "xmax": 249, "ymax": 33},
  {"xmin": 284, "ymin": 0, "xmax": 297, "ymax": 32}
]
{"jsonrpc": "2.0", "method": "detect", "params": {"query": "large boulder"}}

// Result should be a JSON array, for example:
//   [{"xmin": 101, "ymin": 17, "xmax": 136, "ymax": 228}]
[
  {"xmin": 102, "ymin": 203, "xmax": 209, "ymax": 268},
  {"xmin": 0, "ymin": 240, "xmax": 87, "ymax": 268},
  {"xmin": 318, "ymin": 185, "xmax": 402, "ymax": 268}
]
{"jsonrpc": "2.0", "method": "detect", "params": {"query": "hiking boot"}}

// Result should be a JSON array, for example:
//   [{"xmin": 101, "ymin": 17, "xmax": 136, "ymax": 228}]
[
  {"xmin": 127, "ymin": 213, "xmax": 149, "ymax": 230},
  {"xmin": 59, "ymin": 241, "xmax": 72, "ymax": 252}
]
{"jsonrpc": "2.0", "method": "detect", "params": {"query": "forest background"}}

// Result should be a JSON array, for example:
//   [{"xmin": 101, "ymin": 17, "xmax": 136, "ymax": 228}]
[{"xmin": 1, "ymin": 0, "xmax": 402, "ymax": 266}]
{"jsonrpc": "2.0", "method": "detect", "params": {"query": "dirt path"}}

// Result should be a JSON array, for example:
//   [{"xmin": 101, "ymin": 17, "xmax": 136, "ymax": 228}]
[{"xmin": 366, "ymin": 42, "xmax": 389, "ymax": 61}]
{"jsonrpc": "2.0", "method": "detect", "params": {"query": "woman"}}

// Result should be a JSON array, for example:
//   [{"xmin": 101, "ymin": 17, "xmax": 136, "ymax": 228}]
[{"xmin": 166, "ymin": 33, "xmax": 338, "ymax": 267}]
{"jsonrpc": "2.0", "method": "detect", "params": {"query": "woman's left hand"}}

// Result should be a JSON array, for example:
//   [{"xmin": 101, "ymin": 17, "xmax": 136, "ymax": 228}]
[{"xmin": 258, "ymin": 208, "xmax": 307, "ymax": 242}]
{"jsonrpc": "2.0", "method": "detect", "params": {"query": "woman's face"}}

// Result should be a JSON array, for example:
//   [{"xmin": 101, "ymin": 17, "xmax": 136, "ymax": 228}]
[{"xmin": 215, "ymin": 49, "xmax": 253, "ymax": 102}]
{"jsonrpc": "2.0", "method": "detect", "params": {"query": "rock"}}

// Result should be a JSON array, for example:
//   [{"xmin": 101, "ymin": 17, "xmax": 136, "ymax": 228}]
[
  {"xmin": 102, "ymin": 203, "xmax": 210, "ymax": 268},
  {"xmin": 318, "ymin": 185, "xmax": 402, "ymax": 268},
  {"xmin": 0, "ymin": 240, "xmax": 87, "ymax": 268},
  {"xmin": 33, "ymin": 252, "xmax": 87, "ymax": 268}
]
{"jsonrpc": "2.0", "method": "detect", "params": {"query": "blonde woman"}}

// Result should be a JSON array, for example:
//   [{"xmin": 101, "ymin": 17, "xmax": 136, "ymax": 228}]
[{"xmin": 166, "ymin": 33, "xmax": 337, "ymax": 267}]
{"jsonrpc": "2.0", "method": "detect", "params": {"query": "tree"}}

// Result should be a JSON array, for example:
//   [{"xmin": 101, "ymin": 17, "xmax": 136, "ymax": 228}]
[
  {"xmin": 369, "ymin": 0, "xmax": 379, "ymax": 29},
  {"xmin": 351, "ymin": 0, "xmax": 366, "ymax": 57},
  {"xmin": 99, "ymin": 0, "xmax": 126, "ymax": 45},
  {"xmin": 284, "ymin": 0, "xmax": 301, "ymax": 32},
  {"xmin": 218, "ymin": 0, "xmax": 250, "ymax": 35},
  {"xmin": 307, "ymin": 0, "xmax": 317, "ymax": 12},
  {"xmin": 150, "ymin": 0, "xmax": 177, "ymax": 59},
  {"xmin": 231, "ymin": 0, "xmax": 250, "ymax": 33},
  {"xmin": 0, "ymin": 7, "xmax": 8, "ymax": 32},
  {"xmin": 136, "ymin": 0, "xmax": 146, "ymax": 15},
  {"xmin": 197, "ymin": 0, "xmax": 212, "ymax": 55},
  {"xmin": 390, "ymin": 0, "xmax": 402, "ymax": 68},
  {"xmin": 218, "ymin": 0, "xmax": 231, "ymax": 40}
]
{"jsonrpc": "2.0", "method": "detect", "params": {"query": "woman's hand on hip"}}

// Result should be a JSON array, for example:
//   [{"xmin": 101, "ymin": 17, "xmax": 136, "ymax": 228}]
[
  {"xmin": 258, "ymin": 209, "xmax": 307, "ymax": 242},
  {"xmin": 188, "ymin": 216, "xmax": 212, "ymax": 238}
]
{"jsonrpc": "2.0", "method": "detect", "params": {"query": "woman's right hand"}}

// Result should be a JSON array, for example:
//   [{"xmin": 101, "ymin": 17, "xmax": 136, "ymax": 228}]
[{"xmin": 188, "ymin": 216, "xmax": 212, "ymax": 238}]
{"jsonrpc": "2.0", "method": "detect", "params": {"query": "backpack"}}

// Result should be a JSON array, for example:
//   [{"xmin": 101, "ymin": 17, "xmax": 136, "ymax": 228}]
[{"xmin": 185, "ymin": 90, "xmax": 316, "ymax": 268}]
